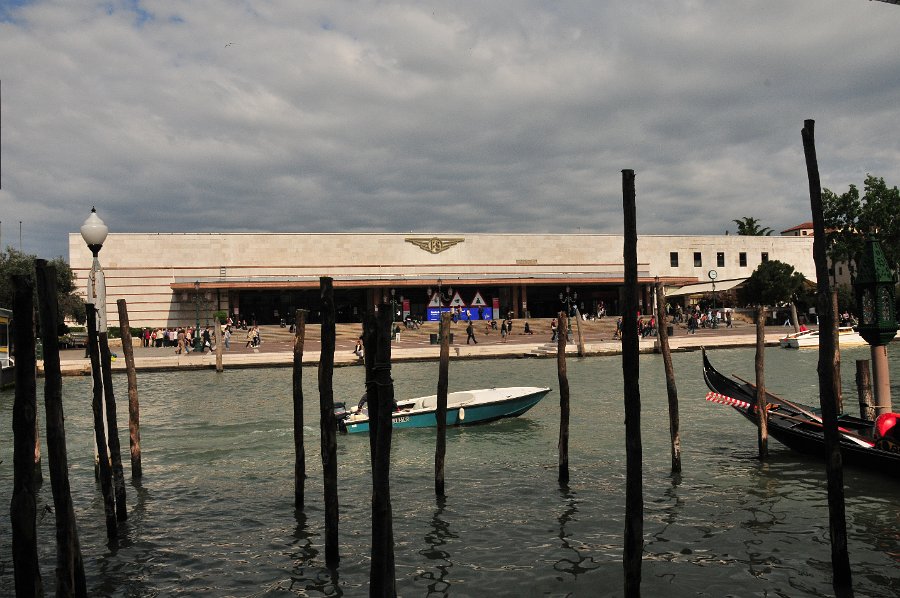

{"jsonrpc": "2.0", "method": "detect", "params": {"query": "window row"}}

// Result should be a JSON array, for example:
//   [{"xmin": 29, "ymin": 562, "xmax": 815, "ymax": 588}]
[{"xmin": 669, "ymin": 251, "xmax": 769, "ymax": 268}]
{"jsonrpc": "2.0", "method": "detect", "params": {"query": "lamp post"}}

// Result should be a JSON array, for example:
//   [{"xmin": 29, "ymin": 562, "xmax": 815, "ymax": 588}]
[
  {"xmin": 852, "ymin": 237, "xmax": 898, "ymax": 416},
  {"xmin": 560, "ymin": 286, "xmax": 577, "ymax": 337},
  {"xmin": 389, "ymin": 288, "xmax": 402, "ymax": 323},
  {"xmin": 193, "ymin": 280, "xmax": 202, "ymax": 351},
  {"xmin": 708, "ymin": 269, "xmax": 718, "ymax": 328},
  {"xmin": 81, "ymin": 207, "xmax": 109, "ymax": 331}
]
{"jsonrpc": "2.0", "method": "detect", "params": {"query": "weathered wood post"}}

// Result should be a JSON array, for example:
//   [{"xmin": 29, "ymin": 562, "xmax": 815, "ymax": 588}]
[
  {"xmin": 573, "ymin": 309, "xmax": 586, "ymax": 357},
  {"xmin": 317, "ymin": 277, "xmax": 340, "ymax": 567},
  {"xmin": 435, "ymin": 311, "xmax": 451, "ymax": 497},
  {"xmin": 371, "ymin": 305, "xmax": 397, "ymax": 596},
  {"xmin": 116, "ymin": 299, "xmax": 143, "ymax": 478},
  {"xmin": 37, "ymin": 261, "xmax": 88, "ymax": 596},
  {"xmin": 557, "ymin": 310, "xmax": 572, "ymax": 485},
  {"xmin": 790, "ymin": 302, "xmax": 801, "ymax": 333},
  {"xmin": 621, "ymin": 169, "xmax": 644, "ymax": 597},
  {"xmin": 802, "ymin": 118, "xmax": 852, "ymax": 593},
  {"xmin": 86, "ymin": 304, "xmax": 118, "ymax": 541},
  {"xmin": 363, "ymin": 312, "xmax": 378, "ymax": 469},
  {"xmin": 755, "ymin": 305, "xmax": 768, "ymax": 459},
  {"xmin": 98, "ymin": 327, "xmax": 128, "ymax": 521},
  {"xmin": 11, "ymin": 275, "xmax": 44, "ymax": 596},
  {"xmin": 655, "ymin": 282, "xmax": 681, "ymax": 473},
  {"xmin": 855, "ymin": 360, "xmax": 875, "ymax": 421},
  {"xmin": 293, "ymin": 309, "xmax": 308, "ymax": 510}
]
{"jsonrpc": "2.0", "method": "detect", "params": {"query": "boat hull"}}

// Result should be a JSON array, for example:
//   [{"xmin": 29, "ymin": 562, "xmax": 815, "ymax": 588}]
[
  {"xmin": 785, "ymin": 327, "xmax": 866, "ymax": 348},
  {"xmin": 702, "ymin": 349, "xmax": 900, "ymax": 477},
  {"xmin": 340, "ymin": 387, "xmax": 550, "ymax": 434}
]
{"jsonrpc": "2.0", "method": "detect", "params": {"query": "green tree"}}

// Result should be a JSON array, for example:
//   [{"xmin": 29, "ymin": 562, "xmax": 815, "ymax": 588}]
[
  {"xmin": 0, "ymin": 248, "xmax": 85, "ymax": 332},
  {"xmin": 733, "ymin": 217, "xmax": 773, "ymax": 236},
  {"xmin": 737, "ymin": 260, "xmax": 807, "ymax": 307},
  {"xmin": 823, "ymin": 174, "xmax": 900, "ymax": 278}
]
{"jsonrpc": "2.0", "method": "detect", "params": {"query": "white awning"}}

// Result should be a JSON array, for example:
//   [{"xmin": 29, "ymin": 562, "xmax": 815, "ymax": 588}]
[{"xmin": 664, "ymin": 278, "xmax": 747, "ymax": 297}]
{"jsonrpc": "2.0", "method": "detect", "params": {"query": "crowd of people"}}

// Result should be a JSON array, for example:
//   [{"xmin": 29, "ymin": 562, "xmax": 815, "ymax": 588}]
[{"xmin": 138, "ymin": 322, "xmax": 249, "ymax": 353}]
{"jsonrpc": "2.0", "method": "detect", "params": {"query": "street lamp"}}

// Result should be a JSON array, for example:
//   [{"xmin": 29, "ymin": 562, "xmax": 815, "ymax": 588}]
[
  {"xmin": 80, "ymin": 207, "xmax": 109, "ymax": 331},
  {"xmin": 193, "ymin": 280, "xmax": 202, "ymax": 351},
  {"xmin": 708, "ymin": 269, "xmax": 718, "ymax": 328},
  {"xmin": 560, "ymin": 286, "xmax": 577, "ymax": 337},
  {"xmin": 389, "ymin": 288, "xmax": 402, "ymax": 322},
  {"xmin": 853, "ymin": 237, "xmax": 898, "ymax": 416}
]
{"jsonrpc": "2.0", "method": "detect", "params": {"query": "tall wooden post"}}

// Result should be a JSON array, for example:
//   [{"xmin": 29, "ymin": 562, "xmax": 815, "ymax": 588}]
[
  {"xmin": 11, "ymin": 275, "xmax": 44, "ymax": 596},
  {"xmin": 855, "ymin": 360, "xmax": 875, "ymax": 421},
  {"xmin": 363, "ymin": 312, "xmax": 378, "ymax": 471},
  {"xmin": 802, "ymin": 119, "xmax": 852, "ymax": 593},
  {"xmin": 116, "ymin": 299, "xmax": 142, "ymax": 478},
  {"xmin": 755, "ymin": 305, "xmax": 768, "ymax": 459},
  {"xmin": 98, "ymin": 330, "xmax": 128, "ymax": 521},
  {"xmin": 435, "ymin": 311, "xmax": 451, "ymax": 497},
  {"xmin": 293, "ymin": 309, "xmax": 308, "ymax": 510},
  {"xmin": 573, "ymin": 309, "xmax": 586, "ymax": 357},
  {"xmin": 86, "ymin": 304, "xmax": 118, "ymax": 542},
  {"xmin": 371, "ymin": 305, "xmax": 397, "ymax": 596},
  {"xmin": 790, "ymin": 302, "xmax": 800, "ymax": 333},
  {"xmin": 655, "ymin": 282, "xmax": 681, "ymax": 473},
  {"xmin": 37, "ymin": 261, "xmax": 88, "ymax": 596},
  {"xmin": 317, "ymin": 277, "xmax": 340, "ymax": 567},
  {"xmin": 621, "ymin": 169, "xmax": 643, "ymax": 597},
  {"xmin": 557, "ymin": 312, "xmax": 571, "ymax": 485}
]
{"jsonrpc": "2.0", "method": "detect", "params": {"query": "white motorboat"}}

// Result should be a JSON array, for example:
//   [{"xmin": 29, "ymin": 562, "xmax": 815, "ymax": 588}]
[{"xmin": 785, "ymin": 326, "xmax": 867, "ymax": 348}]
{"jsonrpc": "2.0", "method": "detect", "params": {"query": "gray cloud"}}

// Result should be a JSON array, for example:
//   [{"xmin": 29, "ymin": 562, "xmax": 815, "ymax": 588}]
[{"xmin": 2, "ymin": 0, "xmax": 899, "ymax": 259}]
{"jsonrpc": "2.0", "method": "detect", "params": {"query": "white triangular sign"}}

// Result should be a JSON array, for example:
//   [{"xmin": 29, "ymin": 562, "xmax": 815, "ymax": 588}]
[
  {"xmin": 470, "ymin": 291, "xmax": 487, "ymax": 307},
  {"xmin": 428, "ymin": 293, "xmax": 443, "ymax": 307},
  {"xmin": 449, "ymin": 291, "xmax": 466, "ymax": 307}
]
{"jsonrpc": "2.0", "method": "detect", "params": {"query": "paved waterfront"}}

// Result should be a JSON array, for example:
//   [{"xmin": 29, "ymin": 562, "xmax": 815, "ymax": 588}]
[{"xmin": 50, "ymin": 317, "xmax": 794, "ymax": 375}]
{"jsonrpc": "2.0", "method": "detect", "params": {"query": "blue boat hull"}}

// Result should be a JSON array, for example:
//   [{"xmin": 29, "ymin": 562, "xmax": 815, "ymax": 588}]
[{"xmin": 341, "ymin": 388, "xmax": 550, "ymax": 434}]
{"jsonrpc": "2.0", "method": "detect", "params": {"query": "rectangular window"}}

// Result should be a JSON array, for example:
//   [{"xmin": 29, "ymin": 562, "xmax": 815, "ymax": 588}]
[
  {"xmin": 670, "ymin": 252, "xmax": 678, "ymax": 267},
  {"xmin": 739, "ymin": 252, "xmax": 747, "ymax": 267},
  {"xmin": 761, "ymin": 252, "xmax": 769, "ymax": 263},
  {"xmin": 716, "ymin": 252, "xmax": 725, "ymax": 268},
  {"xmin": 693, "ymin": 252, "xmax": 702, "ymax": 267}
]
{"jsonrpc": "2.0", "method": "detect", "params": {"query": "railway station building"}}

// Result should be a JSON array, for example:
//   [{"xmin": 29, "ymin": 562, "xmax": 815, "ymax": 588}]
[{"xmin": 68, "ymin": 232, "xmax": 815, "ymax": 327}]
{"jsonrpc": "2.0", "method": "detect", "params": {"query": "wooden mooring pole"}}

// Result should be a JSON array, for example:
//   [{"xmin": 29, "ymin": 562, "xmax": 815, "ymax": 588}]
[
  {"xmin": 621, "ymin": 169, "xmax": 644, "ymax": 597},
  {"xmin": 318, "ymin": 277, "xmax": 340, "ymax": 567},
  {"xmin": 98, "ymin": 328, "xmax": 128, "ymax": 521},
  {"xmin": 293, "ymin": 309, "xmax": 308, "ymax": 511},
  {"xmin": 435, "ymin": 311, "xmax": 451, "ymax": 497},
  {"xmin": 855, "ymin": 360, "xmax": 875, "ymax": 421},
  {"xmin": 37, "ymin": 261, "xmax": 88, "ymax": 596},
  {"xmin": 214, "ymin": 317, "xmax": 224, "ymax": 373},
  {"xmin": 756, "ymin": 305, "xmax": 769, "ymax": 459},
  {"xmin": 654, "ymin": 282, "xmax": 681, "ymax": 473},
  {"xmin": 11, "ymin": 274, "xmax": 44, "ymax": 596},
  {"xmin": 116, "ymin": 299, "xmax": 143, "ymax": 478},
  {"xmin": 370, "ymin": 305, "xmax": 397, "ymax": 596},
  {"xmin": 557, "ymin": 311, "xmax": 570, "ymax": 486},
  {"xmin": 802, "ymin": 119, "xmax": 852, "ymax": 594},
  {"xmin": 86, "ymin": 304, "xmax": 118, "ymax": 542}
]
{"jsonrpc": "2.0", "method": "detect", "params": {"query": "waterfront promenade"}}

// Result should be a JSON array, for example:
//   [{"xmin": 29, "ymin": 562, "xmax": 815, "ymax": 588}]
[{"xmin": 50, "ymin": 317, "xmax": 792, "ymax": 376}]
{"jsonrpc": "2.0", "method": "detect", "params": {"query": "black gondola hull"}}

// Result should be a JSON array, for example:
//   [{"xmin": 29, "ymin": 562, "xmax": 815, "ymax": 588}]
[{"xmin": 702, "ymin": 349, "xmax": 900, "ymax": 478}]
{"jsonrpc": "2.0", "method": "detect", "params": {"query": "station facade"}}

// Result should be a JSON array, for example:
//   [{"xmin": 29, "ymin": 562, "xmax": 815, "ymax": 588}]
[{"xmin": 68, "ymin": 232, "xmax": 815, "ymax": 327}]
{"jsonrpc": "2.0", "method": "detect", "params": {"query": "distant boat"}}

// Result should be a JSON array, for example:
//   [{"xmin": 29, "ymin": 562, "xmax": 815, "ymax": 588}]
[
  {"xmin": 335, "ymin": 386, "xmax": 551, "ymax": 434},
  {"xmin": 779, "ymin": 328, "xmax": 815, "ymax": 348},
  {"xmin": 784, "ymin": 326, "xmax": 866, "ymax": 348},
  {"xmin": 0, "ymin": 308, "xmax": 13, "ymax": 390}
]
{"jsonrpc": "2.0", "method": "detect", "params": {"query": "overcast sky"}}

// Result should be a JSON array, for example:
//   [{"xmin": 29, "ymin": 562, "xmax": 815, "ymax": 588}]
[{"xmin": 2, "ymin": 0, "xmax": 899, "ymax": 260}]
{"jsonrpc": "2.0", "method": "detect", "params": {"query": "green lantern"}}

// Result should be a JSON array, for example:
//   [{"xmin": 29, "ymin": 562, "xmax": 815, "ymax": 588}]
[{"xmin": 853, "ymin": 237, "xmax": 898, "ymax": 346}]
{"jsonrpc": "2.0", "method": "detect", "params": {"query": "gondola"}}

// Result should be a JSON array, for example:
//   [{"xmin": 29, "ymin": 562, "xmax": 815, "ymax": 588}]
[{"xmin": 702, "ymin": 349, "xmax": 900, "ymax": 477}]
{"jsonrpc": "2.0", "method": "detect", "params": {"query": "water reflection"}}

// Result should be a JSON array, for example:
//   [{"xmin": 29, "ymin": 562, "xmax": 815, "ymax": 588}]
[
  {"xmin": 554, "ymin": 488, "xmax": 600, "ymax": 579},
  {"xmin": 416, "ymin": 496, "xmax": 457, "ymax": 596},
  {"xmin": 289, "ymin": 510, "xmax": 342, "ymax": 596}
]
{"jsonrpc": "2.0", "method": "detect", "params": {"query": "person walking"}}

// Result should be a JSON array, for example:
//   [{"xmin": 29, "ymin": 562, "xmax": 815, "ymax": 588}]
[
  {"xmin": 466, "ymin": 320, "xmax": 477, "ymax": 344},
  {"xmin": 500, "ymin": 319, "xmax": 508, "ymax": 342},
  {"xmin": 550, "ymin": 318, "xmax": 558, "ymax": 342},
  {"xmin": 224, "ymin": 326, "xmax": 231, "ymax": 350}
]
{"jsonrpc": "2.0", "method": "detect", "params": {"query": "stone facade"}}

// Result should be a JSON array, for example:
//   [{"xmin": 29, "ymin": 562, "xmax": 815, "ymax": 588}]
[{"xmin": 69, "ymin": 232, "xmax": 815, "ymax": 326}]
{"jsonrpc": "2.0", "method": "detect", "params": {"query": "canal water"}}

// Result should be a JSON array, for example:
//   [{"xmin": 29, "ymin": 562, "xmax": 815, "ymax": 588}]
[{"xmin": 1, "ymin": 345, "xmax": 899, "ymax": 597}]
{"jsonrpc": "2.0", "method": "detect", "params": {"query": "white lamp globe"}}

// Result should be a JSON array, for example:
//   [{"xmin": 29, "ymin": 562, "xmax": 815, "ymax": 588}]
[{"xmin": 80, "ymin": 207, "xmax": 109, "ymax": 251}]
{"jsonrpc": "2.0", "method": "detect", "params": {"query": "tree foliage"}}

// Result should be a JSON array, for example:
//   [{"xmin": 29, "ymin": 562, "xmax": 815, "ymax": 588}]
[
  {"xmin": 0, "ymin": 247, "xmax": 85, "ymax": 331},
  {"xmin": 733, "ymin": 216, "xmax": 773, "ymax": 236},
  {"xmin": 737, "ymin": 260, "xmax": 807, "ymax": 307},
  {"xmin": 823, "ymin": 174, "xmax": 900, "ymax": 278}
]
